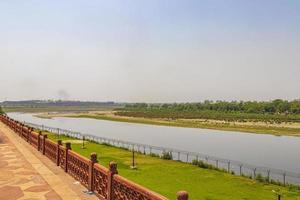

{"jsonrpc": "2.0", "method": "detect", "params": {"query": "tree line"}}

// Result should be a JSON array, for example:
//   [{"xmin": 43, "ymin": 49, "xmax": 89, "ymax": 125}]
[
  {"xmin": 118, "ymin": 100, "xmax": 300, "ymax": 122},
  {"xmin": 124, "ymin": 99, "xmax": 300, "ymax": 115}
]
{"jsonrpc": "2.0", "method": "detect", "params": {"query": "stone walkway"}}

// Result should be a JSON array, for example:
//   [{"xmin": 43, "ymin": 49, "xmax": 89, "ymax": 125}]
[{"xmin": 0, "ymin": 122, "xmax": 98, "ymax": 200}]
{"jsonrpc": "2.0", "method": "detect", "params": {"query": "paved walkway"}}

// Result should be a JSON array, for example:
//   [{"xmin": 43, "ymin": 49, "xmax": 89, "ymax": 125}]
[{"xmin": 0, "ymin": 122, "xmax": 98, "ymax": 200}]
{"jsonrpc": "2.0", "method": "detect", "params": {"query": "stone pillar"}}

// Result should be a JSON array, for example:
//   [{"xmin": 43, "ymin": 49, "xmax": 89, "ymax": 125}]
[
  {"xmin": 38, "ymin": 131, "xmax": 42, "ymax": 151},
  {"xmin": 177, "ymin": 191, "xmax": 189, "ymax": 200},
  {"xmin": 27, "ymin": 127, "xmax": 30, "ymax": 143},
  {"xmin": 65, "ymin": 142, "xmax": 71, "ymax": 173},
  {"xmin": 56, "ymin": 140, "xmax": 62, "ymax": 166},
  {"xmin": 19, "ymin": 124, "xmax": 23, "ymax": 137},
  {"xmin": 88, "ymin": 153, "xmax": 98, "ymax": 192},
  {"xmin": 107, "ymin": 162, "xmax": 118, "ymax": 200},
  {"xmin": 42, "ymin": 134, "xmax": 47, "ymax": 155}
]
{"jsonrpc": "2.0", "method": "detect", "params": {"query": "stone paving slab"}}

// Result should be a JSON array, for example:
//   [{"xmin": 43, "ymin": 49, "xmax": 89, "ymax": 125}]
[{"xmin": 0, "ymin": 122, "xmax": 98, "ymax": 200}]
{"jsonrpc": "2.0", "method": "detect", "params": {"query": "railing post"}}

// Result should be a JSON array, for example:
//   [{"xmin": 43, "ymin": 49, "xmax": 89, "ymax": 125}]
[
  {"xmin": 42, "ymin": 134, "xmax": 47, "ymax": 155},
  {"xmin": 19, "ymin": 124, "xmax": 22, "ymax": 136},
  {"xmin": 267, "ymin": 170, "xmax": 270, "ymax": 182},
  {"xmin": 177, "ymin": 191, "xmax": 189, "ymax": 200},
  {"xmin": 107, "ymin": 162, "xmax": 118, "ymax": 200},
  {"xmin": 28, "ymin": 128, "xmax": 32, "ymax": 144},
  {"xmin": 65, "ymin": 142, "xmax": 71, "ymax": 173},
  {"xmin": 88, "ymin": 153, "xmax": 98, "ymax": 192},
  {"xmin": 38, "ymin": 131, "xmax": 42, "ymax": 151},
  {"xmin": 227, "ymin": 162, "xmax": 231, "ymax": 173},
  {"xmin": 56, "ymin": 140, "xmax": 62, "ymax": 166}
]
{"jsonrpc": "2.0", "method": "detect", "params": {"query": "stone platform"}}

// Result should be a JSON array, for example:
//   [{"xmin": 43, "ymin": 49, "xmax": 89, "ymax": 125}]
[{"xmin": 0, "ymin": 122, "xmax": 98, "ymax": 200}]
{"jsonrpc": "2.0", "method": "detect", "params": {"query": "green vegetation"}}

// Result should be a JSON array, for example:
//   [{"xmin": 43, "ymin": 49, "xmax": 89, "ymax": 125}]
[
  {"xmin": 43, "ymin": 132, "xmax": 300, "ymax": 200},
  {"xmin": 119, "ymin": 99, "xmax": 300, "ymax": 123},
  {"xmin": 2, "ymin": 106, "xmax": 118, "ymax": 113},
  {"xmin": 1, "ymin": 100, "xmax": 122, "ymax": 113},
  {"xmin": 0, "ymin": 106, "xmax": 3, "ymax": 114}
]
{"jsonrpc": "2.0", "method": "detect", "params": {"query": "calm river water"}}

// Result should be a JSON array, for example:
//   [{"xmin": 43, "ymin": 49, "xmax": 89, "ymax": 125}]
[{"xmin": 8, "ymin": 112, "xmax": 300, "ymax": 174}]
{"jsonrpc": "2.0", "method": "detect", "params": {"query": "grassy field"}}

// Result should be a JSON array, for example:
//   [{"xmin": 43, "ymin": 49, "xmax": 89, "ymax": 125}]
[{"xmin": 44, "ymin": 132, "xmax": 300, "ymax": 200}]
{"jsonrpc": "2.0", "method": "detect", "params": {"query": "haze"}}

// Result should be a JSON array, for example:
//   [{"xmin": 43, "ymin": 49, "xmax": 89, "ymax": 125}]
[{"xmin": 0, "ymin": 0, "xmax": 299, "ymax": 102}]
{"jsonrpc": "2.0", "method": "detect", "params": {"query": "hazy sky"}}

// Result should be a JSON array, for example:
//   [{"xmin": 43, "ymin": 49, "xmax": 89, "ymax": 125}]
[{"xmin": 1, "ymin": 0, "xmax": 299, "ymax": 102}]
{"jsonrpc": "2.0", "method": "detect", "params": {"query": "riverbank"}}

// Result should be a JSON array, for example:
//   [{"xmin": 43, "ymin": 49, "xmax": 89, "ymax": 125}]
[
  {"xmin": 36, "ymin": 111, "xmax": 300, "ymax": 137},
  {"xmin": 42, "ymin": 130, "xmax": 300, "ymax": 200}
]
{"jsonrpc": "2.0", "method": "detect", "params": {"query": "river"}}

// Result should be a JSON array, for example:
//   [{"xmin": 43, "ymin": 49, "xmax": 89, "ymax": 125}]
[{"xmin": 7, "ymin": 112, "xmax": 300, "ymax": 176}]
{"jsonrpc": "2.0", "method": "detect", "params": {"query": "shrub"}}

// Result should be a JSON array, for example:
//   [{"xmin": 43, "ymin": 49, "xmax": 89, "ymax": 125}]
[
  {"xmin": 255, "ymin": 173, "xmax": 268, "ymax": 183},
  {"xmin": 287, "ymin": 183, "xmax": 300, "ymax": 192},
  {"xmin": 161, "ymin": 151, "xmax": 173, "ymax": 160},
  {"xmin": 149, "ymin": 153, "xmax": 160, "ymax": 158},
  {"xmin": 192, "ymin": 159, "xmax": 219, "ymax": 171},
  {"xmin": 102, "ymin": 142, "xmax": 113, "ymax": 147}
]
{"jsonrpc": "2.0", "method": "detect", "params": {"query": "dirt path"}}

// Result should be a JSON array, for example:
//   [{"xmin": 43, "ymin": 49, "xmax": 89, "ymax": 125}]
[{"xmin": 0, "ymin": 122, "xmax": 98, "ymax": 200}]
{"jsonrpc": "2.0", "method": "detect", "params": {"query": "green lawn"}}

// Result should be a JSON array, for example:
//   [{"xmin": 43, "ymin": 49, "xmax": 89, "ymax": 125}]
[{"xmin": 45, "ymin": 133, "xmax": 300, "ymax": 200}]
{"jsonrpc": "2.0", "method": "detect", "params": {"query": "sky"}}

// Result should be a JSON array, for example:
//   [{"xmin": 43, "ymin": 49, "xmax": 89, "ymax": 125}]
[{"xmin": 0, "ymin": 0, "xmax": 299, "ymax": 103}]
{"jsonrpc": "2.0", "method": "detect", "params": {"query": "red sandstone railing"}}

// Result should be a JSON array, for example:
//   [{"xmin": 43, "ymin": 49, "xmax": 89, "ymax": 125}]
[
  {"xmin": 0, "ymin": 114, "xmax": 188, "ymax": 200},
  {"xmin": 44, "ymin": 139, "xmax": 58, "ymax": 163},
  {"xmin": 93, "ymin": 163, "xmax": 109, "ymax": 199},
  {"xmin": 67, "ymin": 150, "xmax": 90, "ymax": 188},
  {"xmin": 30, "ymin": 131, "xmax": 39, "ymax": 148}
]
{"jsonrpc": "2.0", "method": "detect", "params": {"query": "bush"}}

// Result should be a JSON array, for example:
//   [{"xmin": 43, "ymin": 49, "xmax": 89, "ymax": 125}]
[
  {"xmin": 287, "ymin": 183, "xmax": 300, "ymax": 192},
  {"xmin": 102, "ymin": 142, "xmax": 113, "ymax": 147},
  {"xmin": 149, "ymin": 153, "xmax": 160, "ymax": 158},
  {"xmin": 161, "ymin": 151, "xmax": 173, "ymax": 160},
  {"xmin": 255, "ymin": 173, "xmax": 268, "ymax": 183},
  {"xmin": 192, "ymin": 159, "xmax": 219, "ymax": 170}
]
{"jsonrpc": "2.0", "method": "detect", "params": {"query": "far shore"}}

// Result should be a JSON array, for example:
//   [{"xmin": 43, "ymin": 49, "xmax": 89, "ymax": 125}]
[{"xmin": 34, "ymin": 111, "xmax": 300, "ymax": 137}]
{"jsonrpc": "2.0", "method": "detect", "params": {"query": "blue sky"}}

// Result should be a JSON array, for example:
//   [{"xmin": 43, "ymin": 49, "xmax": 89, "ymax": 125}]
[{"xmin": 0, "ymin": 1, "xmax": 299, "ymax": 102}]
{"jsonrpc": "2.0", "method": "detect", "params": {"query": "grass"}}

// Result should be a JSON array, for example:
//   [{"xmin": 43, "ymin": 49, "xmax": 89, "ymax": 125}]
[{"xmin": 44, "ymin": 132, "xmax": 300, "ymax": 200}]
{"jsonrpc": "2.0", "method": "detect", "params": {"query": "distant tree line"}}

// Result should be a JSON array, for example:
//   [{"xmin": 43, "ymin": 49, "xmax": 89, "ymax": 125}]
[
  {"xmin": 0, "ymin": 100, "xmax": 119, "ymax": 107},
  {"xmin": 118, "ymin": 100, "xmax": 300, "ymax": 122},
  {"xmin": 124, "ymin": 99, "xmax": 300, "ymax": 114}
]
